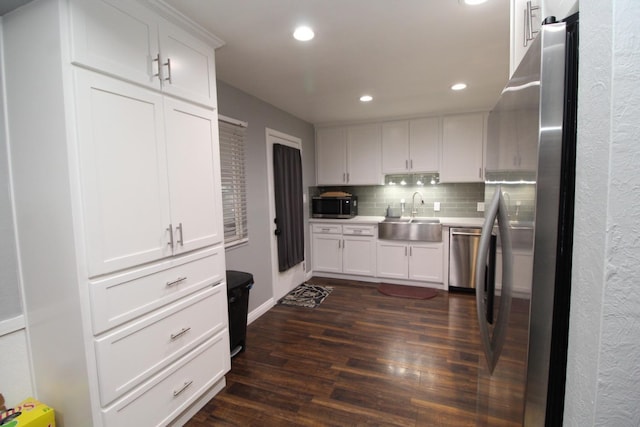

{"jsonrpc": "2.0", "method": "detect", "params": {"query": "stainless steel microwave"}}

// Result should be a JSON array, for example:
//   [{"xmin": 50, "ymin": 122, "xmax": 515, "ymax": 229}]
[{"xmin": 311, "ymin": 196, "xmax": 358, "ymax": 219}]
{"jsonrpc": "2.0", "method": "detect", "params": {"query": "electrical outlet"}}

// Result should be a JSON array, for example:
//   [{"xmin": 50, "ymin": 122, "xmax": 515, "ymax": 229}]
[
  {"xmin": 434, "ymin": 202, "xmax": 441, "ymax": 212},
  {"xmin": 477, "ymin": 202, "xmax": 485, "ymax": 212}
]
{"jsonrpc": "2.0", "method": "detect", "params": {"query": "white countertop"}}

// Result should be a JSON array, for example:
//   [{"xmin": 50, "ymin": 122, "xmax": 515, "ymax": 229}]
[{"xmin": 309, "ymin": 216, "xmax": 485, "ymax": 228}]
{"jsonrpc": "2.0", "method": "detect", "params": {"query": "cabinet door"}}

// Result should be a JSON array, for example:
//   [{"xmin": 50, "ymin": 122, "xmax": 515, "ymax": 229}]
[
  {"xmin": 342, "ymin": 236, "xmax": 376, "ymax": 276},
  {"xmin": 164, "ymin": 98, "xmax": 223, "ymax": 254},
  {"xmin": 510, "ymin": 0, "xmax": 541, "ymax": 76},
  {"xmin": 316, "ymin": 127, "xmax": 347, "ymax": 185},
  {"xmin": 347, "ymin": 124, "xmax": 382, "ymax": 185},
  {"xmin": 70, "ymin": 0, "xmax": 160, "ymax": 89},
  {"xmin": 312, "ymin": 234, "xmax": 342, "ymax": 273},
  {"xmin": 408, "ymin": 243, "xmax": 443, "ymax": 283},
  {"xmin": 381, "ymin": 121, "xmax": 410, "ymax": 174},
  {"xmin": 376, "ymin": 242, "xmax": 408, "ymax": 279},
  {"xmin": 158, "ymin": 19, "xmax": 217, "ymax": 108},
  {"xmin": 75, "ymin": 71, "xmax": 171, "ymax": 277},
  {"xmin": 440, "ymin": 113, "xmax": 485, "ymax": 183},
  {"xmin": 409, "ymin": 117, "xmax": 440, "ymax": 173}
]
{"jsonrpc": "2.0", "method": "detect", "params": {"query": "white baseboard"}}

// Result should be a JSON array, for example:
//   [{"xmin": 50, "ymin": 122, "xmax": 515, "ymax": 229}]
[{"xmin": 247, "ymin": 298, "xmax": 274, "ymax": 325}]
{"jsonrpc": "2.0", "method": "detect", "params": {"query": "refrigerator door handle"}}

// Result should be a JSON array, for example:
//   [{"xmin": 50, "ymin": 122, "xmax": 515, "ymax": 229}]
[{"xmin": 475, "ymin": 187, "xmax": 514, "ymax": 374}]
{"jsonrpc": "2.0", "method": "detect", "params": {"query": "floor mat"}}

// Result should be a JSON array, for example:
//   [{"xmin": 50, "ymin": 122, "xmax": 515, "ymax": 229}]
[
  {"xmin": 377, "ymin": 283, "xmax": 438, "ymax": 299},
  {"xmin": 278, "ymin": 283, "xmax": 333, "ymax": 308}
]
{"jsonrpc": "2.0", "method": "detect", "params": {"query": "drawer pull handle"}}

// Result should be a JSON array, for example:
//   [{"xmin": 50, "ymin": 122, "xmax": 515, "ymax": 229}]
[
  {"xmin": 173, "ymin": 380, "xmax": 193, "ymax": 397},
  {"xmin": 170, "ymin": 327, "xmax": 191, "ymax": 340},
  {"xmin": 176, "ymin": 222, "xmax": 184, "ymax": 246},
  {"xmin": 321, "ymin": 228, "xmax": 331, "ymax": 232},
  {"xmin": 166, "ymin": 276, "xmax": 187, "ymax": 287},
  {"xmin": 353, "ymin": 229, "xmax": 362, "ymax": 233}
]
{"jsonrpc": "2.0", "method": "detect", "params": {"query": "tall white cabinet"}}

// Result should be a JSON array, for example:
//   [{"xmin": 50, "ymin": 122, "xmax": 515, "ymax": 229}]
[{"xmin": 2, "ymin": 0, "xmax": 228, "ymax": 426}]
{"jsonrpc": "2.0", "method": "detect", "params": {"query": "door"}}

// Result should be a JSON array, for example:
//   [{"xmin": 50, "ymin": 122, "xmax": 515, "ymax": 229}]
[
  {"xmin": 346, "ymin": 123, "xmax": 382, "ymax": 185},
  {"xmin": 315, "ymin": 127, "xmax": 346, "ymax": 185},
  {"xmin": 266, "ymin": 129, "xmax": 306, "ymax": 300},
  {"xmin": 408, "ymin": 243, "xmax": 443, "ymax": 282},
  {"xmin": 164, "ymin": 97, "xmax": 223, "ymax": 254},
  {"xmin": 312, "ymin": 234, "xmax": 342, "ymax": 273},
  {"xmin": 75, "ymin": 70, "xmax": 171, "ymax": 277},
  {"xmin": 158, "ymin": 19, "xmax": 217, "ymax": 107},
  {"xmin": 381, "ymin": 121, "xmax": 410, "ymax": 174},
  {"xmin": 376, "ymin": 241, "xmax": 408, "ymax": 279},
  {"xmin": 70, "ymin": 0, "xmax": 160, "ymax": 89},
  {"xmin": 342, "ymin": 236, "xmax": 376, "ymax": 276},
  {"xmin": 440, "ymin": 113, "xmax": 485, "ymax": 183}
]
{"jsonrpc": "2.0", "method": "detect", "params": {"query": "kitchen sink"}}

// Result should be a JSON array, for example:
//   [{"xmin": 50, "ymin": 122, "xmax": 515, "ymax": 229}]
[{"xmin": 378, "ymin": 217, "xmax": 442, "ymax": 242}]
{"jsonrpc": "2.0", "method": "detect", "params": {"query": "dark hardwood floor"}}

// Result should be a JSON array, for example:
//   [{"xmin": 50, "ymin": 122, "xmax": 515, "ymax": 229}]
[{"xmin": 186, "ymin": 277, "xmax": 529, "ymax": 426}]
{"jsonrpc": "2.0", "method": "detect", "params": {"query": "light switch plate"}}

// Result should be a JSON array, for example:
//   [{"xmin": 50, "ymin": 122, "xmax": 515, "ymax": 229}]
[
  {"xmin": 434, "ymin": 202, "xmax": 441, "ymax": 212},
  {"xmin": 477, "ymin": 202, "xmax": 485, "ymax": 212}
]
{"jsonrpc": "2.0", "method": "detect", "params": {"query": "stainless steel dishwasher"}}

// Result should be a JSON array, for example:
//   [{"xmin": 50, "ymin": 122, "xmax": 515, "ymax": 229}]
[{"xmin": 449, "ymin": 227, "xmax": 482, "ymax": 290}]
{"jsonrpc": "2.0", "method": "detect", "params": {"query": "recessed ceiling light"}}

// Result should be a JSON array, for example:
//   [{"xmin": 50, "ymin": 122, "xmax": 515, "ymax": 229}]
[
  {"xmin": 360, "ymin": 95, "xmax": 373, "ymax": 102},
  {"xmin": 461, "ymin": 0, "xmax": 488, "ymax": 5},
  {"xmin": 451, "ymin": 83, "xmax": 467, "ymax": 91},
  {"xmin": 293, "ymin": 26, "xmax": 314, "ymax": 41}
]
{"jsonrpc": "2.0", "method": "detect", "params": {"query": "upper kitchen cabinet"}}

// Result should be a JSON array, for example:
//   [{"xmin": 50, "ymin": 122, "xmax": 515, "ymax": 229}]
[
  {"xmin": 316, "ymin": 124, "xmax": 382, "ymax": 185},
  {"xmin": 510, "ymin": 0, "xmax": 578, "ymax": 76},
  {"xmin": 440, "ymin": 113, "xmax": 486, "ymax": 183},
  {"xmin": 70, "ymin": 0, "xmax": 220, "ymax": 108},
  {"xmin": 382, "ymin": 118, "xmax": 439, "ymax": 174}
]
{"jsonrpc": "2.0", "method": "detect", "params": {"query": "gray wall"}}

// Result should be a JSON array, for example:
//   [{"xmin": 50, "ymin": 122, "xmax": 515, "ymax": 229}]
[
  {"xmin": 565, "ymin": 0, "xmax": 640, "ymax": 425},
  {"xmin": 0, "ymin": 41, "xmax": 22, "ymax": 321},
  {"xmin": 216, "ymin": 81, "xmax": 315, "ymax": 313}
]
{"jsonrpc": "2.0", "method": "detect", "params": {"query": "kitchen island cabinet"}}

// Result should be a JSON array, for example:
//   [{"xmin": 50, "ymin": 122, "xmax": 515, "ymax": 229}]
[{"xmin": 2, "ymin": 0, "xmax": 228, "ymax": 425}]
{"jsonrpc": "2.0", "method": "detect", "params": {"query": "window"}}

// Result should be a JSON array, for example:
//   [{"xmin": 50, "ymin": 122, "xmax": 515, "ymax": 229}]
[{"xmin": 218, "ymin": 115, "xmax": 248, "ymax": 247}]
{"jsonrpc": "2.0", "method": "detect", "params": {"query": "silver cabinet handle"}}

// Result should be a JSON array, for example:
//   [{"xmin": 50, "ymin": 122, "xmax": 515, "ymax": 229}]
[
  {"xmin": 166, "ymin": 276, "xmax": 187, "ymax": 287},
  {"xmin": 167, "ymin": 224, "xmax": 174, "ymax": 249},
  {"xmin": 170, "ymin": 327, "xmax": 191, "ymax": 340},
  {"xmin": 475, "ymin": 188, "xmax": 513, "ymax": 374},
  {"xmin": 173, "ymin": 380, "xmax": 193, "ymax": 397},
  {"xmin": 404, "ymin": 246, "xmax": 408, "ymax": 256},
  {"xmin": 152, "ymin": 53, "xmax": 160, "ymax": 79},
  {"xmin": 346, "ymin": 172, "xmax": 350, "ymax": 183},
  {"xmin": 164, "ymin": 57, "xmax": 173, "ymax": 84},
  {"xmin": 479, "ymin": 167, "xmax": 483, "ymax": 179},
  {"xmin": 405, "ymin": 159, "xmax": 409, "ymax": 170},
  {"xmin": 410, "ymin": 159, "xmax": 413, "ymax": 170},
  {"xmin": 176, "ymin": 222, "xmax": 184, "ymax": 246},
  {"xmin": 409, "ymin": 246, "xmax": 413, "ymax": 256},
  {"xmin": 321, "ymin": 228, "xmax": 331, "ymax": 232},
  {"xmin": 353, "ymin": 229, "xmax": 362, "ymax": 234},
  {"xmin": 524, "ymin": 1, "xmax": 540, "ymax": 47},
  {"xmin": 451, "ymin": 231, "xmax": 481, "ymax": 237}
]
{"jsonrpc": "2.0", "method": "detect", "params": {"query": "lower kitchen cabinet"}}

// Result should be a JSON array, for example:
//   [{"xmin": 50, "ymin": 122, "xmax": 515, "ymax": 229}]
[
  {"xmin": 377, "ymin": 241, "xmax": 443, "ymax": 283},
  {"xmin": 312, "ymin": 223, "xmax": 377, "ymax": 277},
  {"xmin": 495, "ymin": 249, "xmax": 534, "ymax": 295}
]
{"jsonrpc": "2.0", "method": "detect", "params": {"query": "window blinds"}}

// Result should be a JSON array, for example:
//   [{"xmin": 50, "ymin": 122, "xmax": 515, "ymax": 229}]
[{"xmin": 218, "ymin": 115, "xmax": 248, "ymax": 246}]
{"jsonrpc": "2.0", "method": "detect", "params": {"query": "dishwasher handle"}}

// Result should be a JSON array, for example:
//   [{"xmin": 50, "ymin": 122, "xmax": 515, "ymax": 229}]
[{"xmin": 450, "ymin": 229, "xmax": 482, "ymax": 236}]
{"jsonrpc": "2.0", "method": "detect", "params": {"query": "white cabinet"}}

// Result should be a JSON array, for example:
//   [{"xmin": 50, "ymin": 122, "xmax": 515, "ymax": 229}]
[
  {"xmin": 76, "ymin": 71, "xmax": 222, "ymax": 277},
  {"xmin": 312, "ymin": 223, "xmax": 377, "ymax": 276},
  {"xmin": 2, "ymin": 0, "xmax": 227, "ymax": 425},
  {"xmin": 440, "ymin": 113, "xmax": 486, "ymax": 183},
  {"xmin": 377, "ymin": 241, "xmax": 444, "ymax": 283},
  {"xmin": 510, "ymin": 0, "xmax": 541, "ymax": 77},
  {"xmin": 382, "ymin": 118, "xmax": 439, "ymax": 174},
  {"xmin": 510, "ymin": 0, "xmax": 577, "ymax": 76},
  {"xmin": 495, "ymin": 249, "xmax": 534, "ymax": 296},
  {"xmin": 70, "ymin": 0, "xmax": 218, "ymax": 107},
  {"xmin": 316, "ymin": 124, "xmax": 382, "ymax": 185}
]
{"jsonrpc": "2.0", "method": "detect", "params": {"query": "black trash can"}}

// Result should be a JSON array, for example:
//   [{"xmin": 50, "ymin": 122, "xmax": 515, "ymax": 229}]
[{"xmin": 226, "ymin": 270, "xmax": 253, "ymax": 358}]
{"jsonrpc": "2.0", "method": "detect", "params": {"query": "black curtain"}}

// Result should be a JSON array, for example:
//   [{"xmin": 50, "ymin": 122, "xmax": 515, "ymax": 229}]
[{"xmin": 273, "ymin": 143, "xmax": 304, "ymax": 272}]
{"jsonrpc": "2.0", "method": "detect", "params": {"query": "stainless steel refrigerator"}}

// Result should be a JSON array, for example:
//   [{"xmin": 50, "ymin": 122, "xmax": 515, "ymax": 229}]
[{"xmin": 474, "ymin": 14, "xmax": 578, "ymax": 426}]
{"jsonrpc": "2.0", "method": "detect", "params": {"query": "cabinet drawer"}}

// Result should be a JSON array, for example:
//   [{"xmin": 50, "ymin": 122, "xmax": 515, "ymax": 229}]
[
  {"xmin": 102, "ymin": 331, "xmax": 230, "ymax": 426},
  {"xmin": 342, "ymin": 224, "xmax": 375, "ymax": 236},
  {"xmin": 90, "ymin": 246, "xmax": 224, "ymax": 334},
  {"xmin": 312, "ymin": 224, "xmax": 342, "ymax": 234},
  {"xmin": 95, "ymin": 284, "xmax": 227, "ymax": 405}
]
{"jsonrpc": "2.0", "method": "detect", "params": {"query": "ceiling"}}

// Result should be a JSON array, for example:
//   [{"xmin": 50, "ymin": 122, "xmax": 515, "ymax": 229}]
[
  {"xmin": 2, "ymin": 0, "xmax": 511, "ymax": 125},
  {"xmin": 163, "ymin": 0, "xmax": 511, "ymax": 125}
]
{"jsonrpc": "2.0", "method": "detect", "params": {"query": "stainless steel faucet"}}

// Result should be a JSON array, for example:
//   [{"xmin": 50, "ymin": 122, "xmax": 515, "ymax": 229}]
[{"xmin": 411, "ymin": 191, "xmax": 424, "ymax": 217}]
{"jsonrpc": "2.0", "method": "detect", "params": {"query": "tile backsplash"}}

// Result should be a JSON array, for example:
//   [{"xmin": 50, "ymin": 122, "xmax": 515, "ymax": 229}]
[{"xmin": 310, "ymin": 182, "xmax": 536, "ymax": 220}]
